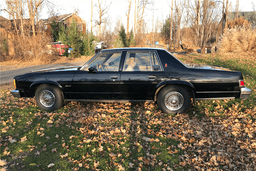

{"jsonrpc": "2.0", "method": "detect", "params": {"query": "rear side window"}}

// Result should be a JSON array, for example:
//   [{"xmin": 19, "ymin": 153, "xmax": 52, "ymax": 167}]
[{"xmin": 123, "ymin": 52, "xmax": 163, "ymax": 71}]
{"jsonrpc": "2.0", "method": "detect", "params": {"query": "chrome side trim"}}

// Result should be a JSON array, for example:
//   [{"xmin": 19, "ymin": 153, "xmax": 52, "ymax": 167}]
[
  {"xmin": 11, "ymin": 90, "xmax": 21, "ymax": 98},
  {"xmin": 196, "ymin": 91, "xmax": 240, "ymax": 94},
  {"xmin": 240, "ymin": 87, "xmax": 251, "ymax": 99},
  {"xmin": 195, "ymin": 97, "xmax": 235, "ymax": 101},
  {"xmin": 32, "ymin": 66, "xmax": 80, "ymax": 72},
  {"xmin": 65, "ymin": 99, "xmax": 154, "ymax": 103}
]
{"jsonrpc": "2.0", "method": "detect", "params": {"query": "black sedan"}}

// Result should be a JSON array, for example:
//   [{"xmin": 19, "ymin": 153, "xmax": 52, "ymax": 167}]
[{"xmin": 11, "ymin": 48, "xmax": 252, "ymax": 114}]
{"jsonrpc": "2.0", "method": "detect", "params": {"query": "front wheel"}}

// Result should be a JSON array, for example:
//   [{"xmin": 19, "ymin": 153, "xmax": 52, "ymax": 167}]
[
  {"xmin": 157, "ymin": 86, "xmax": 191, "ymax": 114},
  {"xmin": 35, "ymin": 84, "xmax": 64, "ymax": 111}
]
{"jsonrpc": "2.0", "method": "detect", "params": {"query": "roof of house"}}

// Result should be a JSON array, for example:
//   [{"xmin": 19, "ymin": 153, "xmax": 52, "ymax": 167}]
[
  {"xmin": 0, "ymin": 16, "xmax": 8, "ymax": 28},
  {"xmin": 41, "ymin": 13, "xmax": 85, "ymax": 24}
]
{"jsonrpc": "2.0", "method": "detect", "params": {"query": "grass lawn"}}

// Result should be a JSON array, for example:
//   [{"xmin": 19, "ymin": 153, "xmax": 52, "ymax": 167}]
[{"xmin": 1, "ymin": 52, "xmax": 255, "ymax": 170}]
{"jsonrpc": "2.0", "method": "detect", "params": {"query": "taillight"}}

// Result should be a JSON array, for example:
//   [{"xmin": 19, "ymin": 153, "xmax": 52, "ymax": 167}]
[{"xmin": 239, "ymin": 80, "xmax": 245, "ymax": 87}]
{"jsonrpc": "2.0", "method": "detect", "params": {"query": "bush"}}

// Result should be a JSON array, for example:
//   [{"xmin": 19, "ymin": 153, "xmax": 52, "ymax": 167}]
[
  {"xmin": 218, "ymin": 27, "xmax": 256, "ymax": 54},
  {"xmin": 227, "ymin": 17, "xmax": 251, "ymax": 29},
  {"xmin": 81, "ymin": 33, "xmax": 95, "ymax": 56}
]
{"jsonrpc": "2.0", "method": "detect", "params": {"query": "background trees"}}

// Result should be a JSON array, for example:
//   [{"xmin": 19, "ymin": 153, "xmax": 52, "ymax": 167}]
[
  {"xmin": 95, "ymin": 0, "xmax": 111, "ymax": 40},
  {"xmin": 1, "ymin": 0, "xmax": 256, "ymax": 62}
]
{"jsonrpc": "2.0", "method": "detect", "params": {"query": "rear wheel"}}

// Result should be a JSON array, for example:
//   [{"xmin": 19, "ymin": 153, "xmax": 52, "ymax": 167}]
[
  {"xmin": 35, "ymin": 84, "xmax": 64, "ymax": 111},
  {"xmin": 157, "ymin": 85, "xmax": 191, "ymax": 114}
]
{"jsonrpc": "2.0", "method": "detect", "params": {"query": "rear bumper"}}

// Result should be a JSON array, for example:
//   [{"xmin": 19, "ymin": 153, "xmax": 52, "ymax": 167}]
[
  {"xmin": 240, "ymin": 87, "xmax": 251, "ymax": 99},
  {"xmin": 11, "ymin": 90, "xmax": 21, "ymax": 98}
]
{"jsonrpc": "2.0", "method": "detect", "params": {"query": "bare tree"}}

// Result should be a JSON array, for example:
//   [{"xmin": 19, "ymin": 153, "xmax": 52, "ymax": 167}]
[
  {"xmin": 235, "ymin": 0, "xmax": 239, "ymax": 19},
  {"xmin": 5, "ymin": 0, "xmax": 19, "ymax": 35},
  {"xmin": 187, "ymin": 0, "xmax": 221, "ymax": 48},
  {"xmin": 91, "ymin": 0, "xmax": 93, "ymax": 33},
  {"xmin": 16, "ymin": 0, "xmax": 26, "ymax": 38},
  {"xmin": 134, "ymin": 0, "xmax": 137, "ymax": 38},
  {"xmin": 27, "ymin": 0, "xmax": 44, "ymax": 37},
  {"xmin": 134, "ymin": 0, "xmax": 151, "ymax": 44},
  {"xmin": 222, "ymin": 0, "xmax": 229, "ymax": 35},
  {"xmin": 95, "ymin": 0, "xmax": 111, "ymax": 40},
  {"xmin": 174, "ymin": 0, "xmax": 186, "ymax": 50},
  {"xmin": 196, "ymin": 0, "xmax": 201, "ymax": 43},
  {"xmin": 126, "ymin": 0, "xmax": 132, "ymax": 36},
  {"xmin": 169, "ymin": 0, "xmax": 173, "ymax": 47}
]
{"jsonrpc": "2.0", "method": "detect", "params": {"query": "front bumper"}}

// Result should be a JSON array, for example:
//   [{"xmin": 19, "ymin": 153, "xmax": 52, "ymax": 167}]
[
  {"xmin": 11, "ymin": 90, "xmax": 21, "ymax": 98},
  {"xmin": 240, "ymin": 87, "xmax": 252, "ymax": 99}
]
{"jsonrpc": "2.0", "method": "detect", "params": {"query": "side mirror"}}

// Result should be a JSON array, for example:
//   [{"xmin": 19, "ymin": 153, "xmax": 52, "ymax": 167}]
[{"xmin": 88, "ymin": 67, "xmax": 97, "ymax": 73}]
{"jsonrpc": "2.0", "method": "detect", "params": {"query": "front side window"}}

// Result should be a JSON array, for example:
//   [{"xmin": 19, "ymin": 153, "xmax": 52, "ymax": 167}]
[
  {"xmin": 84, "ymin": 52, "xmax": 122, "ymax": 72},
  {"xmin": 123, "ymin": 52, "xmax": 162, "ymax": 71}
]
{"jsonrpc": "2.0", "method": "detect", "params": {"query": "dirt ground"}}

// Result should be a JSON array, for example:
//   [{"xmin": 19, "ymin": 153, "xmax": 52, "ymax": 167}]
[{"xmin": 0, "ymin": 83, "xmax": 14, "ymax": 89}]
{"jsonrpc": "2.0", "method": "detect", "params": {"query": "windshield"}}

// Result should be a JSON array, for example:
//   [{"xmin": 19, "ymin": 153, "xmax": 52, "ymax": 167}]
[{"xmin": 80, "ymin": 53, "xmax": 101, "ymax": 70}]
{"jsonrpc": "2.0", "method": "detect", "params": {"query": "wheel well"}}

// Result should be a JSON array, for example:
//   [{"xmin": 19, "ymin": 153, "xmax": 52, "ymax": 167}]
[
  {"xmin": 30, "ymin": 83, "xmax": 61, "ymax": 97},
  {"xmin": 154, "ymin": 84, "xmax": 195, "ymax": 101}
]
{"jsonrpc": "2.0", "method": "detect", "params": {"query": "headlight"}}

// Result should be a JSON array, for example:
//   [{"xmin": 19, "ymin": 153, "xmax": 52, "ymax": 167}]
[{"xmin": 13, "ymin": 79, "xmax": 16, "ymax": 89}]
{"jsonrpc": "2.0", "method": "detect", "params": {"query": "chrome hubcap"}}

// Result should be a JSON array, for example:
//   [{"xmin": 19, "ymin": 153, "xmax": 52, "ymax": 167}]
[
  {"xmin": 39, "ymin": 90, "xmax": 55, "ymax": 108},
  {"xmin": 164, "ymin": 91, "xmax": 184, "ymax": 111}
]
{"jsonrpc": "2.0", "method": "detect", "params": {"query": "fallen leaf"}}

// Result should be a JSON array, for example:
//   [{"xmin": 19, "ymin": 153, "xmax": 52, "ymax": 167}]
[
  {"xmin": 47, "ymin": 163, "xmax": 54, "ymax": 168},
  {"xmin": 0, "ymin": 159, "xmax": 7, "ymax": 166},
  {"xmin": 21, "ymin": 136, "xmax": 27, "ymax": 142}
]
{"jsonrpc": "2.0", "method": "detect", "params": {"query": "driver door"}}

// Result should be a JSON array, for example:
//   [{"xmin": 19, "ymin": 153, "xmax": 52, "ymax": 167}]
[{"xmin": 68, "ymin": 52, "xmax": 123, "ymax": 100}]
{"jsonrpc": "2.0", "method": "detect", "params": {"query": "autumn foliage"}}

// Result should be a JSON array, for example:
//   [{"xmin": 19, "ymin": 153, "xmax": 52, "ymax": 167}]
[
  {"xmin": 218, "ymin": 26, "xmax": 256, "ymax": 54},
  {"xmin": 227, "ymin": 17, "xmax": 251, "ymax": 29}
]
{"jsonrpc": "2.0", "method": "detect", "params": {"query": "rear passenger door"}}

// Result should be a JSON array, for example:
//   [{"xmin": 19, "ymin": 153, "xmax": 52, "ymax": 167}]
[{"xmin": 120, "ymin": 51, "xmax": 163, "ymax": 100}]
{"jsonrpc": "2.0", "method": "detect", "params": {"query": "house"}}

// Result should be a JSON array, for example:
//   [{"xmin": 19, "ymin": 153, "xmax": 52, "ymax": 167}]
[
  {"xmin": 40, "ymin": 13, "xmax": 86, "ymax": 36},
  {"xmin": 0, "ymin": 16, "xmax": 8, "ymax": 28}
]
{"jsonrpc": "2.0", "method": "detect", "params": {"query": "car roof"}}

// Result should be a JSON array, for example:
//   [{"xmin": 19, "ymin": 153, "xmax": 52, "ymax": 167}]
[{"xmin": 100, "ymin": 47, "xmax": 166, "ymax": 53}]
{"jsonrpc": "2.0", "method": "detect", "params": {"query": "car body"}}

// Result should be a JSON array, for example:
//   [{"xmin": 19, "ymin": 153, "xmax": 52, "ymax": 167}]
[{"xmin": 11, "ymin": 48, "xmax": 252, "ymax": 113}]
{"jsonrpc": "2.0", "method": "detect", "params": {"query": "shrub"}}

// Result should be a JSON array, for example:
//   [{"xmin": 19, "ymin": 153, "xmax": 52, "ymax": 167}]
[
  {"xmin": 81, "ymin": 33, "xmax": 95, "ymax": 56},
  {"xmin": 218, "ymin": 27, "xmax": 256, "ymax": 54},
  {"xmin": 128, "ymin": 30, "xmax": 136, "ymax": 47},
  {"xmin": 227, "ymin": 17, "xmax": 251, "ymax": 29}
]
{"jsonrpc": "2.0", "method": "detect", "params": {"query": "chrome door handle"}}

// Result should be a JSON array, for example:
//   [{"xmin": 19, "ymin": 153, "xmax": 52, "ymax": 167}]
[
  {"xmin": 111, "ymin": 76, "xmax": 118, "ymax": 79},
  {"xmin": 148, "ymin": 76, "xmax": 156, "ymax": 79}
]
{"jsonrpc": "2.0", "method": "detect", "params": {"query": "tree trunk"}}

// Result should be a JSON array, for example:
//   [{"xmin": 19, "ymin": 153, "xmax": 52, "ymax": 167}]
[
  {"xmin": 196, "ymin": 0, "xmax": 201, "ymax": 46},
  {"xmin": 91, "ymin": 0, "xmax": 93, "ymax": 33},
  {"xmin": 170, "ymin": 0, "xmax": 173, "ymax": 47},
  {"xmin": 98, "ymin": 0, "xmax": 102, "ymax": 39},
  {"xmin": 134, "ymin": 0, "xmax": 137, "ymax": 38},
  {"xmin": 235, "ymin": 0, "xmax": 239, "ymax": 19},
  {"xmin": 126, "ymin": 0, "xmax": 132, "ymax": 37}
]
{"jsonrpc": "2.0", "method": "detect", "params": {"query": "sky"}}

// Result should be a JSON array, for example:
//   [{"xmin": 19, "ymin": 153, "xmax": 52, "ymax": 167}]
[{"xmin": 0, "ymin": 0, "xmax": 255, "ymax": 33}]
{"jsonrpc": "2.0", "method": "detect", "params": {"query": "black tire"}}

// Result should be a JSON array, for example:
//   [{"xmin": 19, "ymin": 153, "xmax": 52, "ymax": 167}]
[
  {"xmin": 35, "ymin": 84, "xmax": 64, "ymax": 111},
  {"xmin": 157, "ymin": 85, "xmax": 191, "ymax": 114}
]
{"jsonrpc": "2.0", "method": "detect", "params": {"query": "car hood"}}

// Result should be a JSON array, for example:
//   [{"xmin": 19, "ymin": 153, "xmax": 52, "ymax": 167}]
[
  {"xmin": 32, "ymin": 66, "xmax": 81, "ymax": 73},
  {"xmin": 185, "ymin": 64, "xmax": 230, "ymax": 71}
]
